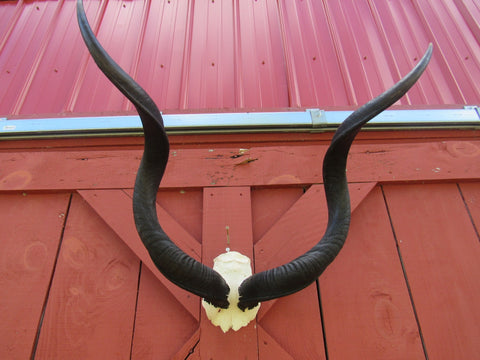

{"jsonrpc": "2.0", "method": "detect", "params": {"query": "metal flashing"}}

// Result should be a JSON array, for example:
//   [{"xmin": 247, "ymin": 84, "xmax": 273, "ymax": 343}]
[
  {"xmin": 323, "ymin": 108, "xmax": 480, "ymax": 128},
  {"xmin": 1, "ymin": 108, "xmax": 479, "ymax": 139},
  {"xmin": 464, "ymin": 105, "xmax": 480, "ymax": 119},
  {"xmin": 308, "ymin": 109, "xmax": 327, "ymax": 128}
]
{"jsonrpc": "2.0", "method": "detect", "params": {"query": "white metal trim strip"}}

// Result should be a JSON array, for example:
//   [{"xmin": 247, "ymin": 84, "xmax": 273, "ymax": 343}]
[{"xmin": 1, "ymin": 108, "xmax": 479, "ymax": 138}]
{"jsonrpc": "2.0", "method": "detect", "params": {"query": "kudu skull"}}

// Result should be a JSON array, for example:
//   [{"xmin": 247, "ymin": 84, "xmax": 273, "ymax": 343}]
[{"xmin": 77, "ymin": 0, "xmax": 432, "ymax": 332}]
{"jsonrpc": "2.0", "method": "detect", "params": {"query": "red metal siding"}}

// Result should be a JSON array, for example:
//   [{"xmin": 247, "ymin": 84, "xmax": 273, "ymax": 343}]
[{"xmin": 0, "ymin": 0, "xmax": 479, "ymax": 118}]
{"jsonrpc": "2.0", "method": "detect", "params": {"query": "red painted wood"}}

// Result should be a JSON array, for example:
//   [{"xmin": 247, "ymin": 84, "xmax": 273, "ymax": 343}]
[
  {"xmin": 459, "ymin": 182, "xmax": 480, "ymax": 233},
  {"xmin": 257, "ymin": 325, "xmax": 294, "ymax": 360},
  {"xmin": 131, "ymin": 266, "xmax": 198, "ymax": 360},
  {"xmin": 34, "ymin": 194, "xmax": 139, "ymax": 359},
  {"xmin": 155, "ymin": 189, "xmax": 203, "ymax": 243},
  {"xmin": 79, "ymin": 189, "xmax": 200, "ymax": 320},
  {"xmin": 252, "ymin": 183, "xmax": 375, "ymax": 359},
  {"xmin": 255, "ymin": 183, "xmax": 376, "ymax": 317},
  {"xmin": 1, "ymin": 141, "xmax": 480, "ymax": 191},
  {"xmin": 2, "ymin": 132, "xmax": 480, "ymax": 357},
  {"xmin": 320, "ymin": 187, "xmax": 425, "ymax": 359},
  {"xmin": 199, "ymin": 187, "xmax": 260, "ymax": 359},
  {"xmin": 259, "ymin": 287, "xmax": 326, "ymax": 359},
  {"xmin": 383, "ymin": 183, "xmax": 480, "ymax": 359},
  {"xmin": 251, "ymin": 187, "xmax": 304, "ymax": 243},
  {"xmin": 172, "ymin": 329, "xmax": 201, "ymax": 360},
  {"xmin": 0, "ymin": 129, "xmax": 477, "ymax": 152},
  {"xmin": 0, "ymin": 193, "xmax": 69, "ymax": 360}
]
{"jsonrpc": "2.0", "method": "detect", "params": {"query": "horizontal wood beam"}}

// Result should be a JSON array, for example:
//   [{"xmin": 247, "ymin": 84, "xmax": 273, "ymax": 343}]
[{"xmin": 1, "ymin": 141, "xmax": 479, "ymax": 191}]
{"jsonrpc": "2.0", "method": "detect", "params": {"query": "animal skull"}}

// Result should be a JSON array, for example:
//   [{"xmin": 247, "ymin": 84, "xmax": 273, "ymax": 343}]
[{"xmin": 202, "ymin": 251, "xmax": 260, "ymax": 332}]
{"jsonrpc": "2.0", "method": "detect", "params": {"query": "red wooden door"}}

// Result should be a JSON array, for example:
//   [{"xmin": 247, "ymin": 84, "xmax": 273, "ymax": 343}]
[{"xmin": 1, "ymin": 139, "xmax": 480, "ymax": 359}]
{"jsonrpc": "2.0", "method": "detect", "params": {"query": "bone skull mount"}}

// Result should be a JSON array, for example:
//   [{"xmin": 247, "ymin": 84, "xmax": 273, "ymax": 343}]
[
  {"xmin": 202, "ymin": 251, "xmax": 260, "ymax": 332},
  {"xmin": 77, "ymin": 0, "xmax": 432, "ymax": 333}
]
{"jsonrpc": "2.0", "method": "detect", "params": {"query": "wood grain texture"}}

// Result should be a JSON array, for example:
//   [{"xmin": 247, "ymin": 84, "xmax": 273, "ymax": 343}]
[
  {"xmin": 258, "ymin": 325, "xmax": 294, "ymax": 360},
  {"xmin": 79, "ymin": 189, "xmax": 200, "ymax": 320},
  {"xmin": 259, "ymin": 285, "xmax": 326, "ymax": 359},
  {"xmin": 2, "ymin": 132, "xmax": 480, "ymax": 358},
  {"xmin": 459, "ymin": 182, "xmax": 480, "ymax": 234},
  {"xmin": 0, "ymin": 130, "xmax": 477, "ymax": 152},
  {"xmin": 155, "ymin": 188, "xmax": 203, "ymax": 243},
  {"xmin": 255, "ymin": 182, "xmax": 376, "ymax": 317},
  {"xmin": 131, "ymin": 266, "xmax": 198, "ymax": 360},
  {"xmin": 0, "ymin": 193, "xmax": 70, "ymax": 360},
  {"xmin": 320, "ymin": 187, "xmax": 425, "ymax": 359},
  {"xmin": 199, "ymin": 187, "xmax": 259, "ymax": 359},
  {"xmin": 34, "ymin": 194, "xmax": 140, "ymax": 359},
  {"xmin": 383, "ymin": 183, "xmax": 480, "ymax": 359},
  {"xmin": 251, "ymin": 187, "xmax": 304, "ymax": 243},
  {"xmin": 172, "ymin": 329, "xmax": 200, "ymax": 360},
  {"xmin": 254, "ymin": 183, "xmax": 374, "ymax": 359},
  {"xmin": 1, "ymin": 140, "xmax": 479, "ymax": 190}
]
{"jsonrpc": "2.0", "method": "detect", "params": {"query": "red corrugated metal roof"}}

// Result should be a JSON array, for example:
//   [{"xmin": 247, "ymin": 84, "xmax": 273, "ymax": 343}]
[{"xmin": 1, "ymin": 0, "xmax": 479, "ymax": 117}]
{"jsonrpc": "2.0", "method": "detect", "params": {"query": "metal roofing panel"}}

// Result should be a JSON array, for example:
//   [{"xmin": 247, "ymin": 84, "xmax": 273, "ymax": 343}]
[{"xmin": 0, "ymin": 0, "xmax": 479, "ymax": 119}]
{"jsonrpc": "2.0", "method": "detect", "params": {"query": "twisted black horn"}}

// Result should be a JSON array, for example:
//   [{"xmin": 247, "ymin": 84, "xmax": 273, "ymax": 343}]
[
  {"xmin": 77, "ymin": 0, "xmax": 230, "ymax": 308},
  {"xmin": 237, "ymin": 44, "xmax": 433, "ymax": 310},
  {"xmin": 77, "ymin": 0, "xmax": 431, "ymax": 313}
]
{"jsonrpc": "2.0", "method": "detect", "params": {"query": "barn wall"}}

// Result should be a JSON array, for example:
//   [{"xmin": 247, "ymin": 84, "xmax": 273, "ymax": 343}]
[{"xmin": 1, "ymin": 2, "xmax": 480, "ymax": 357}]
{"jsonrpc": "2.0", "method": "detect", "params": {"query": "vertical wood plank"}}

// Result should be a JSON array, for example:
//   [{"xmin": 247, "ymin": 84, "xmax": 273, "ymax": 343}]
[
  {"xmin": 34, "ymin": 194, "xmax": 140, "ymax": 359},
  {"xmin": 253, "ymin": 183, "xmax": 375, "ymax": 359},
  {"xmin": 384, "ymin": 183, "xmax": 480, "ymax": 359},
  {"xmin": 200, "ymin": 187, "xmax": 259, "ymax": 359},
  {"xmin": 172, "ymin": 329, "xmax": 201, "ymax": 360},
  {"xmin": 255, "ymin": 183, "xmax": 376, "ymax": 317},
  {"xmin": 0, "ymin": 193, "xmax": 70, "ymax": 360},
  {"xmin": 259, "ymin": 285, "xmax": 326, "ymax": 359},
  {"xmin": 320, "ymin": 187, "xmax": 425, "ymax": 359},
  {"xmin": 79, "ymin": 189, "xmax": 200, "ymax": 320},
  {"xmin": 459, "ymin": 182, "xmax": 480, "ymax": 234},
  {"xmin": 131, "ymin": 266, "xmax": 198, "ymax": 360}
]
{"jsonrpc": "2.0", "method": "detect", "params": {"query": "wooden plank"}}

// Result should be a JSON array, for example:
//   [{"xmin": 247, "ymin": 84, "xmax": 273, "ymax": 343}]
[
  {"xmin": 1, "ymin": 140, "xmax": 480, "ymax": 190},
  {"xmin": 131, "ymin": 266, "xmax": 198, "ymax": 360},
  {"xmin": 258, "ymin": 325, "xmax": 294, "ymax": 360},
  {"xmin": 459, "ymin": 182, "xmax": 480, "ymax": 232},
  {"xmin": 259, "ymin": 285, "xmax": 326, "ymax": 359},
  {"xmin": 251, "ymin": 187, "xmax": 304, "ymax": 243},
  {"xmin": 79, "ymin": 189, "xmax": 200, "ymax": 320},
  {"xmin": 172, "ymin": 329, "xmax": 200, "ymax": 360},
  {"xmin": 0, "ymin": 193, "xmax": 70, "ymax": 360},
  {"xmin": 255, "ymin": 182, "xmax": 376, "ymax": 317},
  {"xmin": 199, "ymin": 187, "xmax": 260, "ymax": 359},
  {"xmin": 0, "ymin": 150, "xmax": 139, "ymax": 191},
  {"xmin": 253, "ymin": 184, "xmax": 374, "ymax": 359},
  {"xmin": 0, "ymin": 129, "xmax": 478, "ymax": 152},
  {"xmin": 34, "ymin": 194, "xmax": 140, "ymax": 359},
  {"xmin": 155, "ymin": 188, "xmax": 203, "ymax": 242},
  {"xmin": 320, "ymin": 187, "xmax": 425, "ymax": 359},
  {"xmin": 383, "ymin": 183, "xmax": 480, "ymax": 359}
]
